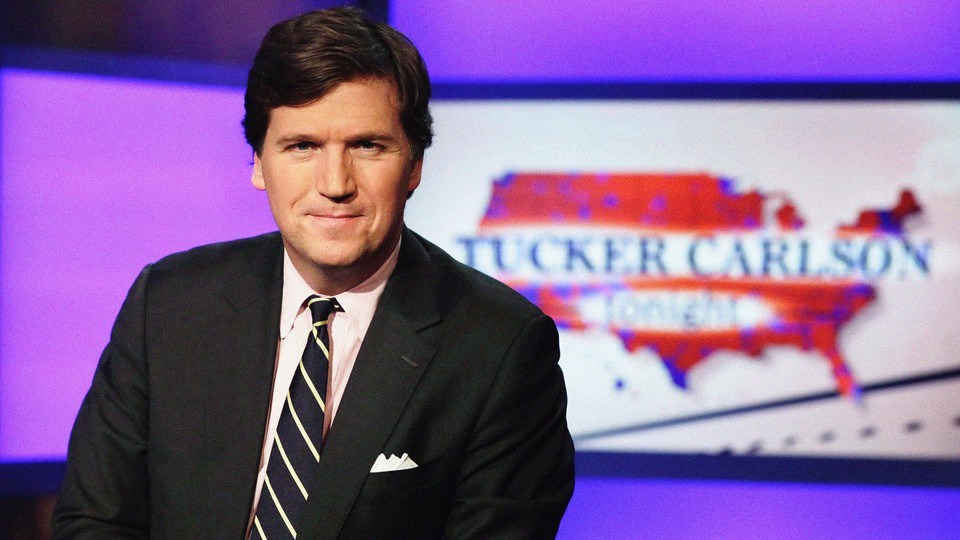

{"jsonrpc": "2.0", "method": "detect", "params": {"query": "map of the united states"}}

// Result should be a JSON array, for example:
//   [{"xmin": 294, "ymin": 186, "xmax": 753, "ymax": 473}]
[{"xmin": 460, "ymin": 173, "xmax": 927, "ymax": 399}]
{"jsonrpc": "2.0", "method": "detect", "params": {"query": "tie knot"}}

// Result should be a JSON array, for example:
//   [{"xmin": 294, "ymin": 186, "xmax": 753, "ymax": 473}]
[{"xmin": 306, "ymin": 295, "xmax": 342, "ymax": 323}]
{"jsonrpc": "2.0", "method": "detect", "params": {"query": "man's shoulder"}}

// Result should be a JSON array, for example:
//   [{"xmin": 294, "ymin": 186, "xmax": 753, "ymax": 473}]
[
  {"xmin": 407, "ymin": 231, "xmax": 545, "ymax": 322},
  {"xmin": 142, "ymin": 232, "xmax": 283, "ymax": 294},
  {"xmin": 150, "ymin": 232, "xmax": 282, "ymax": 273}
]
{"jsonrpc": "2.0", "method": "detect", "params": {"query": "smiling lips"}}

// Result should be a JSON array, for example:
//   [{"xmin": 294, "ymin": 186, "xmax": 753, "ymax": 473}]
[
  {"xmin": 305, "ymin": 204, "xmax": 362, "ymax": 217},
  {"xmin": 311, "ymin": 213, "xmax": 359, "ymax": 219},
  {"xmin": 306, "ymin": 211, "xmax": 363, "ymax": 228}
]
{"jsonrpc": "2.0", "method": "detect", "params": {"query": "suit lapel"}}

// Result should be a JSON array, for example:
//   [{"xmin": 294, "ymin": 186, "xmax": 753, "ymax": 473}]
[
  {"xmin": 197, "ymin": 234, "xmax": 285, "ymax": 537},
  {"xmin": 297, "ymin": 230, "xmax": 440, "ymax": 540}
]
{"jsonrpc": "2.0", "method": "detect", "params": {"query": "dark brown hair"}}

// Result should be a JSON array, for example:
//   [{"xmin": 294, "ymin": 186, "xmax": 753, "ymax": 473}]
[{"xmin": 242, "ymin": 7, "xmax": 433, "ymax": 161}]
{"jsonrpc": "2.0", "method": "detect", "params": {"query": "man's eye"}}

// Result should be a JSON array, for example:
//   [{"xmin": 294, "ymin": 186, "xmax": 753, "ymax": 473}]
[
  {"xmin": 290, "ymin": 142, "xmax": 313, "ymax": 151},
  {"xmin": 357, "ymin": 141, "xmax": 383, "ymax": 152}
]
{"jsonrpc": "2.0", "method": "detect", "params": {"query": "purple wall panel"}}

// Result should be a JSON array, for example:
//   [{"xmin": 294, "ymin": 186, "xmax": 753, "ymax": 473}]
[
  {"xmin": 0, "ymin": 69, "xmax": 275, "ymax": 460},
  {"xmin": 392, "ymin": 0, "xmax": 960, "ymax": 81}
]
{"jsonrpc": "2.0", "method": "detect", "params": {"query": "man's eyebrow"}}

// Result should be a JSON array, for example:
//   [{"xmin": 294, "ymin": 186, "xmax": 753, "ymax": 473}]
[
  {"xmin": 273, "ymin": 134, "xmax": 319, "ymax": 146},
  {"xmin": 346, "ymin": 131, "xmax": 400, "ymax": 143},
  {"xmin": 272, "ymin": 131, "xmax": 400, "ymax": 146}
]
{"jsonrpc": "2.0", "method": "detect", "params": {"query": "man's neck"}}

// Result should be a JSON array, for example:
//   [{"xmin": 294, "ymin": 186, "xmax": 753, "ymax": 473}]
[{"xmin": 284, "ymin": 236, "xmax": 403, "ymax": 296}]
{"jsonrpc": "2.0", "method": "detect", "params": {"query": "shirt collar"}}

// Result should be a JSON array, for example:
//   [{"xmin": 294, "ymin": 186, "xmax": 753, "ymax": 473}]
[{"xmin": 279, "ymin": 238, "xmax": 401, "ymax": 339}]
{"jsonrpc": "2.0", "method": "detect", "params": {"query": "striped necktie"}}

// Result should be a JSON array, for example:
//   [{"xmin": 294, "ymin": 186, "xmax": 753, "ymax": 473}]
[{"xmin": 252, "ymin": 295, "xmax": 341, "ymax": 539}]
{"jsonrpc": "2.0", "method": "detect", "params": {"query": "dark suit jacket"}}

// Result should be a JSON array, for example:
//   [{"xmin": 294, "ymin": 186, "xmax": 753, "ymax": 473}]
[{"xmin": 53, "ymin": 229, "xmax": 575, "ymax": 539}]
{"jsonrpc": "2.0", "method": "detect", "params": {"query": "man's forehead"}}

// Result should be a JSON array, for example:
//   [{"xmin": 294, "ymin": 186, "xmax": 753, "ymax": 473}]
[
  {"xmin": 287, "ymin": 76, "xmax": 399, "ymax": 111},
  {"xmin": 266, "ymin": 77, "xmax": 406, "ymax": 139},
  {"xmin": 264, "ymin": 78, "xmax": 410, "ymax": 152}
]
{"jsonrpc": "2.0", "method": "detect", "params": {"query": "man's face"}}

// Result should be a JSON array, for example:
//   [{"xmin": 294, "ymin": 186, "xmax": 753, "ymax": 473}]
[{"xmin": 252, "ymin": 78, "xmax": 422, "ymax": 294}]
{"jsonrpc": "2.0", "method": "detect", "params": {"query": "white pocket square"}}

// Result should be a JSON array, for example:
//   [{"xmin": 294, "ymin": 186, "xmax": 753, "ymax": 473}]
[{"xmin": 370, "ymin": 453, "xmax": 418, "ymax": 473}]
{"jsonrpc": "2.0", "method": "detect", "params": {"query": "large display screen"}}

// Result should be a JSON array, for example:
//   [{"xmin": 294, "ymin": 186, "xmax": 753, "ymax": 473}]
[
  {"xmin": 2, "ymin": 63, "xmax": 958, "ymax": 485},
  {"xmin": 405, "ymin": 97, "xmax": 960, "ymax": 482}
]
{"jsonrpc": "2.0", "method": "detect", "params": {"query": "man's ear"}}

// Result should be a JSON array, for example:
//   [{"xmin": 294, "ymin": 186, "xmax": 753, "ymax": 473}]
[
  {"xmin": 251, "ymin": 152, "xmax": 266, "ymax": 191},
  {"xmin": 406, "ymin": 160, "xmax": 423, "ymax": 199}
]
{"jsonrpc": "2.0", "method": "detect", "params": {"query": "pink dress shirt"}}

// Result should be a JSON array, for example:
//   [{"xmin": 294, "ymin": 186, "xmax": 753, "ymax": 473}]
[{"xmin": 247, "ymin": 239, "xmax": 400, "ymax": 530}]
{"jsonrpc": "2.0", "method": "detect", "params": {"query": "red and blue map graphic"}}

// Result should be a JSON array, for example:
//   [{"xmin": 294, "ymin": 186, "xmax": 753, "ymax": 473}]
[{"xmin": 463, "ymin": 173, "xmax": 928, "ymax": 400}]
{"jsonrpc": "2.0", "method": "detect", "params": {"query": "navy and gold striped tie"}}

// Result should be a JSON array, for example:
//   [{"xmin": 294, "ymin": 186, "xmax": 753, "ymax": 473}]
[{"xmin": 253, "ymin": 295, "xmax": 341, "ymax": 539}]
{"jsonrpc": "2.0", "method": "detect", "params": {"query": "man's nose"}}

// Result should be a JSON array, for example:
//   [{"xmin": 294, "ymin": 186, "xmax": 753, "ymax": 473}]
[{"xmin": 315, "ymin": 149, "xmax": 355, "ymax": 201}]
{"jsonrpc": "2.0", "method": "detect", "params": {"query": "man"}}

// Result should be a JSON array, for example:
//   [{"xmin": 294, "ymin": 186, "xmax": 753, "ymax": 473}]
[{"xmin": 53, "ymin": 7, "xmax": 575, "ymax": 539}]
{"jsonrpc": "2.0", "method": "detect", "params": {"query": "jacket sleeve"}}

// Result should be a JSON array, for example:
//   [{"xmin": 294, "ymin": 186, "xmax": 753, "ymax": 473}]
[
  {"xmin": 443, "ymin": 313, "xmax": 576, "ymax": 539},
  {"xmin": 52, "ymin": 267, "xmax": 152, "ymax": 539}
]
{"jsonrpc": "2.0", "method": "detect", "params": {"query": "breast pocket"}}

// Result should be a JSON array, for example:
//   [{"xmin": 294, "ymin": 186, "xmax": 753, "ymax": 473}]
[
  {"xmin": 342, "ymin": 454, "xmax": 453, "ymax": 538},
  {"xmin": 360, "ymin": 453, "xmax": 448, "ymax": 496}
]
